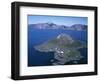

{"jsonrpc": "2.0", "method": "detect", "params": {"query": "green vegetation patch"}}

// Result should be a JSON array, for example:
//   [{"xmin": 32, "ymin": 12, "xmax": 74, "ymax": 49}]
[{"xmin": 66, "ymin": 50, "xmax": 81, "ymax": 57}]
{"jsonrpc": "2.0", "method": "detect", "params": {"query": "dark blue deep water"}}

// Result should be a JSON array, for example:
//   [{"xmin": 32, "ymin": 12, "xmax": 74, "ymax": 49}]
[{"xmin": 28, "ymin": 27, "xmax": 87, "ymax": 66}]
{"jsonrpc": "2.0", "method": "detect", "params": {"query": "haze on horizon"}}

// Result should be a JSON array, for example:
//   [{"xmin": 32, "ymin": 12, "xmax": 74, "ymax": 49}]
[{"xmin": 28, "ymin": 15, "xmax": 88, "ymax": 26}]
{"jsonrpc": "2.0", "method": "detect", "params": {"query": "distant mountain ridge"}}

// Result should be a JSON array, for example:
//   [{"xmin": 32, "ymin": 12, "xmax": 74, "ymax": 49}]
[{"xmin": 29, "ymin": 23, "xmax": 87, "ymax": 31}]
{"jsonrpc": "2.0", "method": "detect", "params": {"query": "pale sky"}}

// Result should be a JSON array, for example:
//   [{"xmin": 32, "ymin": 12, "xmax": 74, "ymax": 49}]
[{"xmin": 28, "ymin": 15, "xmax": 88, "ymax": 26}]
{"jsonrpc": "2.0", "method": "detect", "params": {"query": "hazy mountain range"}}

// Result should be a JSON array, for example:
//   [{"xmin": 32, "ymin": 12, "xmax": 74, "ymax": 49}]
[{"xmin": 29, "ymin": 23, "xmax": 87, "ymax": 31}]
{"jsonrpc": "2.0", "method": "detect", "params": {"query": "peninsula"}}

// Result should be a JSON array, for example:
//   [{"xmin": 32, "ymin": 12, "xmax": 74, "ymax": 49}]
[{"xmin": 34, "ymin": 34, "xmax": 87, "ymax": 65}]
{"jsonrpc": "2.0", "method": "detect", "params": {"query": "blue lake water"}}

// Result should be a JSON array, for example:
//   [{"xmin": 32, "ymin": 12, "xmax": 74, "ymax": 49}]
[{"xmin": 28, "ymin": 27, "xmax": 88, "ymax": 66}]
